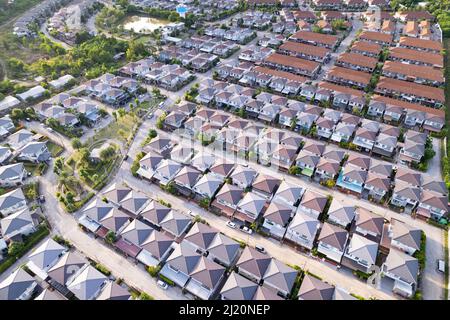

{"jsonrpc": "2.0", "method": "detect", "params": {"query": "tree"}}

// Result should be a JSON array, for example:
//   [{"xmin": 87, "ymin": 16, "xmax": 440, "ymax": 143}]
[
  {"xmin": 100, "ymin": 146, "xmax": 116, "ymax": 162},
  {"xmin": 148, "ymin": 129, "xmax": 157, "ymax": 139},
  {"xmin": 66, "ymin": 192, "xmax": 75, "ymax": 204},
  {"xmin": 78, "ymin": 147, "xmax": 90, "ymax": 164},
  {"xmin": 8, "ymin": 242, "xmax": 25, "ymax": 256},
  {"xmin": 112, "ymin": 111, "xmax": 118, "ymax": 122},
  {"xmin": 105, "ymin": 231, "xmax": 116, "ymax": 244},
  {"xmin": 54, "ymin": 157, "xmax": 65, "ymax": 175},
  {"xmin": 126, "ymin": 41, "xmax": 148, "ymax": 61},
  {"xmin": 288, "ymin": 166, "xmax": 301, "ymax": 175},
  {"xmin": 168, "ymin": 12, "xmax": 180, "ymax": 22},
  {"xmin": 71, "ymin": 138, "xmax": 82, "ymax": 149},
  {"xmin": 10, "ymin": 108, "xmax": 24, "ymax": 120}
]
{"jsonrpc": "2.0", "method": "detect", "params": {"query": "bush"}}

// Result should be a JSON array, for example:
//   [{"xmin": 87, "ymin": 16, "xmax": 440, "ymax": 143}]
[
  {"xmin": 139, "ymin": 292, "xmax": 154, "ymax": 300},
  {"xmin": 147, "ymin": 265, "xmax": 161, "ymax": 277},
  {"xmin": 159, "ymin": 274, "xmax": 175, "ymax": 286},
  {"xmin": 95, "ymin": 263, "xmax": 111, "ymax": 276}
]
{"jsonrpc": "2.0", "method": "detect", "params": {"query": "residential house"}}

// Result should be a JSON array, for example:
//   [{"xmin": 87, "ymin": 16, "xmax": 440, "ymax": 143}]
[
  {"xmin": 317, "ymin": 223, "xmax": 349, "ymax": 263},
  {"xmin": 284, "ymin": 212, "xmax": 320, "ymax": 250},
  {"xmin": 342, "ymin": 234, "xmax": 379, "ymax": 273}
]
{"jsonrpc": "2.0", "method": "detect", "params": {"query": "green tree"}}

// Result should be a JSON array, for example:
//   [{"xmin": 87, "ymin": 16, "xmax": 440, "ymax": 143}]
[
  {"xmin": 10, "ymin": 108, "xmax": 24, "ymax": 120},
  {"xmin": 8, "ymin": 242, "xmax": 25, "ymax": 256},
  {"xmin": 100, "ymin": 146, "xmax": 116, "ymax": 162},
  {"xmin": 71, "ymin": 138, "xmax": 82, "ymax": 149}
]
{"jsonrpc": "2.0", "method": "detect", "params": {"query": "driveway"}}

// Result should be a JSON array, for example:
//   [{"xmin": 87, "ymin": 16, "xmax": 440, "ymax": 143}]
[{"xmin": 427, "ymin": 137, "xmax": 443, "ymax": 180}]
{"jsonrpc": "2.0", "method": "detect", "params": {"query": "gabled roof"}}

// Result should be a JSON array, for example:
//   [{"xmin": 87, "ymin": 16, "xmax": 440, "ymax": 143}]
[
  {"xmin": 288, "ymin": 212, "xmax": 320, "ymax": 240},
  {"xmin": 390, "ymin": 219, "xmax": 421, "ymax": 251},
  {"xmin": 346, "ymin": 234, "xmax": 378, "ymax": 265},
  {"xmin": 384, "ymin": 249, "xmax": 419, "ymax": 284},
  {"xmin": 28, "ymin": 239, "xmax": 66, "ymax": 270},
  {"xmin": 160, "ymin": 210, "xmax": 191, "ymax": 237},
  {"xmin": 238, "ymin": 192, "xmax": 267, "ymax": 216},
  {"xmin": 0, "ymin": 268, "xmax": 36, "ymax": 300},
  {"xmin": 0, "ymin": 163, "xmax": 24, "ymax": 180},
  {"xmin": 299, "ymin": 190, "xmax": 328, "ymax": 212},
  {"xmin": 120, "ymin": 219, "xmax": 153, "ymax": 246},
  {"xmin": 140, "ymin": 200, "xmax": 172, "ymax": 226},
  {"xmin": 96, "ymin": 281, "xmax": 131, "ymax": 300},
  {"xmin": 102, "ymin": 183, "xmax": 131, "ymax": 204},
  {"xmin": 327, "ymin": 201, "xmax": 355, "ymax": 225},
  {"xmin": 47, "ymin": 251, "xmax": 88, "ymax": 285},
  {"xmin": 220, "ymin": 271, "xmax": 258, "ymax": 300},
  {"xmin": 263, "ymin": 200, "xmax": 293, "ymax": 226},
  {"xmin": 298, "ymin": 275, "xmax": 334, "ymax": 300},
  {"xmin": 263, "ymin": 259, "xmax": 297, "ymax": 294},
  {"xmin": 355, "ymin": 208, "xmax": 384, "ymax": 236},
  {"xmin": 393, "ymin": 181, "xmax": 421, "ymax": 201},
  {"xmin": 318, "ymin": 223, "xmax": 348, "ymax": 251},
  {"xmin": 0, "ymin": 207, "xmax": 33, "ymax": 237},
  {"xmin": 67, "ymin": 265, "xmax": 107, "ymax": 300},
  {"xmin": 237, "ymin": 246, "xmax": 272, "ymax": 279}
]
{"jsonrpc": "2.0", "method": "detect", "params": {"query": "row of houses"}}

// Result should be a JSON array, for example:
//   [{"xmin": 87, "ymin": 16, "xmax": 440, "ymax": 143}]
[
  {"xmin": 203, "ymin": 26, "xmax": 257, "ymax": 44},
  {"xmin": 34, "ymin": 92, "xmax": 101, "ymax": 128},
  {"xmin": 180, "ymin": 34, "xmax": 240, "ymax": 58},
  {"xmin": 118, "ymin": 58, "xmax": 195, "ymax": 91},
  {"xmin": 0, "ymin": 238, "xmax": 134, "ymax": 300},
  {"xmin": 159, "ymin": 46, "xmax": 220, "ymax": 73},
  {"xmin": 135, "ymin": 129, "xmax": 423, "ymax": 297}
]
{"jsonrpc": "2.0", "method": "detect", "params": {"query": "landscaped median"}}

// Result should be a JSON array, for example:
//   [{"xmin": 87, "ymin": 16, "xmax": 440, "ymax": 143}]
[{"xmin": 0, "ymin": 224, "xmax": 50, "ymax": 275}]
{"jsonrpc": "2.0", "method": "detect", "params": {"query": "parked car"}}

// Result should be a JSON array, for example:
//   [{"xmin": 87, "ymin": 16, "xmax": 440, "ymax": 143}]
[
  {"xmin": 437, "ymin": 259, "xmax": 445, "ymax": 273},
  {"xmin": 226, "ymin": 221, "xmax": 237, "ymax": 229},
  {"xmin": 240, "ymin": 226, "xmax": 253, "ymax": 235},
  {"xmin": 26, "ymin": 118, "xmax": 31, "ymax": 122},
  {"xmin": 255, "ymin": 245, "xmax": 265, "ymax": 254},
  {"xmin": 157, "ymin": 280, "xmax": 168, "ymax": 290},
  {"xmin": 39, "ymin": 195, "xmax": 45, "ymax": 203}
]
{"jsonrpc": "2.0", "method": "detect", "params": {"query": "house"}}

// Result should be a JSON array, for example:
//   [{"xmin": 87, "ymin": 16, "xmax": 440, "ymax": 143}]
[
  {"xmin": 251, "ymin": 173, "xmax": 281, "ymax": 200},
  {"xmin": 235, "ymin": 192, "xmax": 267, "ymax": 223},
  {"xmin": 8, "ymin": 129, "xmax": 34, "ymax": 150},
  {"xmin": 190, "ymin": 152, "xmax": 216, "ymax": 173},
  {"xmin": 118, "ymin": 190, "xmax": 150, "ymax": 216},
  {"xmin": 297, "ymin": 274, "xmax": 335, "ymax": 300},
  {"xmin": 96, "ymin": 281, "xmax": 131, "ymax": 300},
  {"xmin": 47, "ymin": 251, "xmax": 88, "ymax": 287},
  {"xmin": 373, "ymin": 133, "xmax": 397, "ymax": 158},
  {"xmin": 140, "ymin": 200, "xmax": 171, "ymax": 228},
  {"xmin": 0, "ymin": 163, "xmax": 27, "ymax": 187},
  {"xmin": 382, "ymin": 249, "xmax": 419, "ymax": 298},
  {"xmin": 17, "ymin": 141, "xmax": 51, "ymax": 163},
  {"xmin": 262, "ymin": 259, "xmax": 297, "ymax": 298},
  {"xmin": 136, "ymin": 151, "xmax": 163, "ymax": 180},
  {"xmin": 219, "ymin": 272, "xmax": 259, "ymax": 300},
  {"xmin": 284, "ymin": 211, "xmax": 320, "ymax": 250},
  {"xmin": 363, "ymin": 172, "xmax": 391, "ymax": 201},
  {"xmin": 387, "ymin": 219, "xmax": 421, "ymax": 256},
  {"xmin": 262, "ymin": 200, "xmax": 294, "ymax": 239},
  {"xmin": 350, "ymin": 41, "xmax": 382, "ymax": 58},
  {"xmin": 297, "ymin": 190, "xmax": 328, "ymax": 220},
  {"xmin": 164, "ymin": 111, "xmax": 187, "ymax": 130},
  {"xmin": 81, "ymin": 199, "xmax": 130, "ymax": 236},
  {"xmin": 143, "ymin": 137, "xmax": 174, "ymax": 157},
  {"xmin": 160, "ymin": 241, "xmax": 226, "ymax": 300},
  {"xmin": 417, "ymin": 190, "xmax": 448, "ymax": 220},
  {"xmin": 230, "ymin": 165, "xmax": 258, "ymax": 189},
  {"xmin": 317, "ymin": 223, "xmax": 349, "ymax": 263},
  {"xmin": 170, "ymin": 145, "xmax": 195, "ymax": 164},
  {"xmin": 0, "ymin": 188, "xmax": 27, "ymax": 216},
  {"xmin": 326, "ymin": 66, "xmax": 371, "ymax": 89},
  {"xmin": 236, "ymin": 246, "xmax": 271, "ymax": 284},
  {"xmin": 192, "ymin": 173, "xmax": 223, "ymax": 201},
  {"xmin": 336, "ymin": 52, "xmax": 378, "ymax": 73},
  {"xmin": 273, "ymin": 180, "xmax": 304, "ymax": 208},
  {"xmin": 342, "ymin": 234, "xmax": 379, "ymax": 273},
  {"xmin": 159, "ymin": 210, "xmax": 192, "ymax": 240},
  {"xmin": 354, "ymin": 208, "xmax": 384, "ymax": 244},
  {"xmin": 0, "ymin": 208, "xmax": 35, "ymax": 241},
  {"xmin": 337, "ymin": 164, "xmax": 367, "ymax": 195},
  {"xmin": 35, "ymin": 288, "xmax": 67, "ymax": 300},
  {"xmin": 315, "ymin": 158, "xmax": 340, "ymax": 182},
  {"xmin": 173, "ymin": 166, "xmax": 202, "ymax": 196},
  {"xmin": 209, "ymin": 160, "xmax": 235, "ymax": 180},
  {"xmin": 263, "ymin": 53, "xmax": 320, "ymax": 78},
  {"xmin": 66, "ymin": 265, "xmax": 108, "ymax": 300},
  {"xmin": 26, "ymin": 238, "xmax": 66, "ymax": 280},
  {"xmin": 153, "ymin": 159, "xmax": 183, "ymax": 186},
  {"xmin": 0, "ymin": 116, "xmax": 15, "ymax": 137},
  {"xmin": 290, "ymin": 30, "xmax": 339, "ymax": 49},
  {"xmin": 0, "ymin": 268, "xmax": 38, "ymax": 300},
  {"xmin": 16, "ymin": 85, "xmax": 46, "ymax": 101},
  {"xmin": 0, "ymin": 147, "xmax": 12, "ymax": 165},
  {"xmin": 211, "ymin": 183, "xmax": 243, "ymax": 217},
  {"xmin": 327, "ymin": 201, "xmax": 355, "ymax": 228},
  {"xmin": 391, "ymin": 181, "xmax": 421, "ymax": 212},
  {"xmin": 315, "ymin": 117, "xmax": 335, "ymax": 139},
  {"xmin": 184, "ymin": 222, "xmax": 240, "ymax": 267}
]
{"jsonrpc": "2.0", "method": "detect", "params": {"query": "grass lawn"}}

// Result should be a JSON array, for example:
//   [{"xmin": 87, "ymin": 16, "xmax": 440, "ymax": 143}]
[
  {"xmin": 88, "ymin": 113, "xmax": 139, "ymax": 144},
  {"xmin": 24, "ymin": 162, "xmax": 47, "ymax": 176},
  {"xmin": 46, "ymin": 141, "xmax": 64, "ymax": 157}
]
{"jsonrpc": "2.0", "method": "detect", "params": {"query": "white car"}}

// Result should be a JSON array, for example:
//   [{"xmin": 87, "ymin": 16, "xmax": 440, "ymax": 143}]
[
  {"xmin": 226, "ymin": 221, "xmax": 237, "ymax": 229},
  {"xmin": 240, "ymin": 226, "xmax": 253, "ymax": 235},
  {"xmin": 157, "ymin": 280, "xmax": 168, "ymax": 290}
]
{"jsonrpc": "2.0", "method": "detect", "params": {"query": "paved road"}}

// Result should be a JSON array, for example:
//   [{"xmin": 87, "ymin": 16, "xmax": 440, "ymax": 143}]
[
  {"xmin": 40, "ymin": 22, "xmax": 73, "ymax": 50},
  {"xmin": 427, "ymin": 138, "xmax": 443, "ymax": 180}
]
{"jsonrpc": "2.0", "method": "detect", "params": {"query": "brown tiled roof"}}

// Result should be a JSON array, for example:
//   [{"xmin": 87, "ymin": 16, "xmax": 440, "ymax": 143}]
[
  {"xmin": 318, "ymin": 81, "xmax": 365, "ymax": 98},
  {"xmin": 279, "ymin": 41, "xmax": 330, "ymax": 58},
  {"xmin": 376, "ymin": 77, "xmax": 445, "ymax": 103},
  {"xmin": 399, "ymin": 36, "xmax": 442, "ymax": 51},
  {"xmin": 359, "ymin": 31, "xmax": 393, "ymax": 44},
  {"xmin": 290, "ymin": 31, "xmax": 339, "ymax": 46},
  {"xmin": 292, "ymin": 10, "xmax": 317, "ymax": 20},
  {"xmin": 265, "ymin": 53, "xmax": 320, "ymax": 72},
  {"xmin": 337, "ymin": 52, "xmax": 378, "ymax": 69},
  {"xmin": 389, "ymin": 47, "xmax": 443, "ymax": 67},
  {"xmin": 383, "ymin": 61, "xmax": 444, "ymax": 83},
  {"xmin": 399, "ymin": 11, "xmax": 434, "ymax": 21},
  {"xmin": 404, "ymin": 20, "xmax": 419, "ymax": 35},
  {"xmin": 327, "ymin": 66, "xmax": 372, "ymax": 85},
  {"xmin": 350, "ymin": 41, "xmax": 382, "ymax": 55},
  {"xmin": 253, "ymin": 66, "xmax": 308, "ymax": 83},
  {"xmin": 381, "ymin": 20, "xmax": 395, "ymax": 33}
]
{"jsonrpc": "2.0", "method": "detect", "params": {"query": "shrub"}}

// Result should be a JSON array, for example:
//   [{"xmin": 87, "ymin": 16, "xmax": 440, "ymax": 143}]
[
  {"xmin": 147, "ymin": 265, "xmax": 161, "ymax": 277},
  {"xmin": 95, "ymin": 263, "xmax": 111, "ymax": 276}
]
